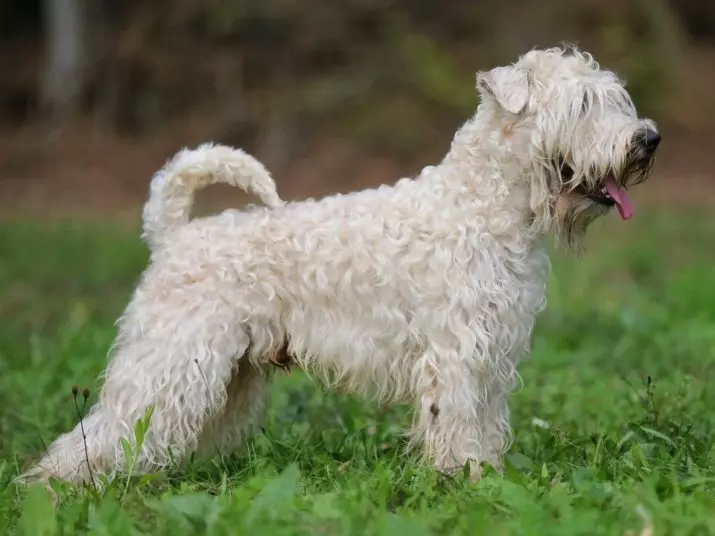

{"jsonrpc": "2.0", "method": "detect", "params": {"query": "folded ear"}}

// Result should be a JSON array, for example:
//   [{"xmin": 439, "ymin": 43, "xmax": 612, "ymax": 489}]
[{"xmin": 476, "ymin": 65, "xmax": 532, "ymax": 115}]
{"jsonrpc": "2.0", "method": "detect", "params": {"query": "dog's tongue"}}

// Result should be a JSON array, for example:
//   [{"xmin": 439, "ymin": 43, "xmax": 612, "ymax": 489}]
[{"xmin": 605, "ymin": 177, "xmax": 633, "ymax": 220}]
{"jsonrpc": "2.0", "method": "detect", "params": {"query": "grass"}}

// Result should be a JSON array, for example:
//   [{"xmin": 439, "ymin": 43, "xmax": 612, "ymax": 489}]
[{"xmin": 1, "ymin": 204, "xmax": 715, "ymax": 535}]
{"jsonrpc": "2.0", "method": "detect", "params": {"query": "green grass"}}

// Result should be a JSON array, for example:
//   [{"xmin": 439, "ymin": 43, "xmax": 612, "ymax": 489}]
[{"xmin": 1, "ymin": 207, "xmax": 715, "ymax": 535}]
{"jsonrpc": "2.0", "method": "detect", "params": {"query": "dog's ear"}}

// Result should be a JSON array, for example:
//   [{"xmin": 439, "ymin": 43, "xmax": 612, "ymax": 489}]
[{"xmin": 476, "ymin": 66, "xmax": 532, "ymax": 115}]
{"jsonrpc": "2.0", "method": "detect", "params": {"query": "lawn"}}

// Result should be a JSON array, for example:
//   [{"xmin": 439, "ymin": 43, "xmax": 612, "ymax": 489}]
[{"xmin": 1, "ymin": 205, "xmax": 714, "ymax": 535}]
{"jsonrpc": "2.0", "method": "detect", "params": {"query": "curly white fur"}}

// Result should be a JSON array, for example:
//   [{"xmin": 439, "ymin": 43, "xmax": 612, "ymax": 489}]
[{"xmin": 23, "ymin": 45, "xmax": 659, "ymax": 487}]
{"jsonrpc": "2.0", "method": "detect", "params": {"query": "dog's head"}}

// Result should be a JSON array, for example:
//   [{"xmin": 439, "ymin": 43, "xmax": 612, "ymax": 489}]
[{"xmin": 476, "ymin": 45, "xmax": 660, "ymax": 250}]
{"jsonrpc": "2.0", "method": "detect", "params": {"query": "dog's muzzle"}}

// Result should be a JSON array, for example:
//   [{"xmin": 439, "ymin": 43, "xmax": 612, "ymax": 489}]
[{"xmin": 561, "ymin": 125, "xmax": 661, "ymax": 221}]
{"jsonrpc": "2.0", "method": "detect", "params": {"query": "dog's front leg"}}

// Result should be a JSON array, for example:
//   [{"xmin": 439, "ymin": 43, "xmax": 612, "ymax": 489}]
[{"xmin": 410, "ymin": 342, "xmax": 495, "ymax": 482}]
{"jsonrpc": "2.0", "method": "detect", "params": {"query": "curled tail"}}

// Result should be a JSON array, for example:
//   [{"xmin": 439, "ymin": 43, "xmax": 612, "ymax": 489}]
[{"xmin": 141, "ymin": 143, "xmax": 284, "ymax": 250}]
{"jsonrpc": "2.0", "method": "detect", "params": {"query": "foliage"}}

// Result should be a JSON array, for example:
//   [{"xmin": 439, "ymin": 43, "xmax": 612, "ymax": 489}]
[{"xmin": 0, "ymin": 0, "xmax": 705, "ymax": 158}]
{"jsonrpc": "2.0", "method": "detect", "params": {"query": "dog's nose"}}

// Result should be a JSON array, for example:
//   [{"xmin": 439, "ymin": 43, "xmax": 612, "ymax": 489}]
[{"xmin": 642, "ymin": 128, "xmax": 661, "ymax": 154}]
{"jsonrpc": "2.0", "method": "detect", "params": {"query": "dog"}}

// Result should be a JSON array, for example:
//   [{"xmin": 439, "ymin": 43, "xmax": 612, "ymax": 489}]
[{"xmin": 23, "ymin": 45, "xmax": 660, "ymax": 488}]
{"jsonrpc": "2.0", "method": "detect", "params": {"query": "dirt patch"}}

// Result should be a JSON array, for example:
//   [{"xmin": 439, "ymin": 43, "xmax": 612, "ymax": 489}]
[{"xmin": 0, "ymin": 119, "xmax": 713, "ymax": 221}]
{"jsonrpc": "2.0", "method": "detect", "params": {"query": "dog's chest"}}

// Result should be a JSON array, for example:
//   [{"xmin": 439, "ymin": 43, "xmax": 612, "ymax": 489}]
[{"xmin": 465, "ymin": 244, "xmax": 549, "ymax": 357}]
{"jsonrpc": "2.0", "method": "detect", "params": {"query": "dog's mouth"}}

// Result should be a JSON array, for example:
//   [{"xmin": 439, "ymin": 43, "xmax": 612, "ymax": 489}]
[
  {"xmin": 560, "ymin": 162, "xmax": 634, "ymax": 220},
  {"xmin": 577, "ymin": 178, "xmax": 633, "ymax": 220}
]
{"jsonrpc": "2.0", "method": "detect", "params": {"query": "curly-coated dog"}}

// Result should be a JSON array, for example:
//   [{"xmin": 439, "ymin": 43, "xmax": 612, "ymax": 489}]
[{"xmin": 24, "ymin": 45, "xmax": 660, "ymax": 487}]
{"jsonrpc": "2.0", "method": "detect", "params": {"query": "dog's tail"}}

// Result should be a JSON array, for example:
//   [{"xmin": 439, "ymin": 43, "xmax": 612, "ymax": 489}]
[{"xmin": 141, "ymin": 143, "xmax": 284, "ymax": 250}]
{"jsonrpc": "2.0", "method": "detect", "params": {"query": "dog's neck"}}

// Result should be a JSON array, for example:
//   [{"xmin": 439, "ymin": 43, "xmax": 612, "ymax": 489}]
[{"xmin": 434, "ymin": 111, "xmax": 544, "ymax": 244}]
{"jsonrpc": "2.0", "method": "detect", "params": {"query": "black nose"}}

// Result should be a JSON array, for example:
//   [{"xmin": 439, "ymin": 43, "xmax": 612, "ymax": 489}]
[{"xmin": 642, "ymin": 128, "xmax": 661, "ymax": 153}]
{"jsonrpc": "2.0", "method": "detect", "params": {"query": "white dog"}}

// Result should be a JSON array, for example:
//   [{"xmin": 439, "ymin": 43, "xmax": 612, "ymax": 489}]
[{"xmin": 25, "ymin": 45, "xmax": 660, "ymax": 488}]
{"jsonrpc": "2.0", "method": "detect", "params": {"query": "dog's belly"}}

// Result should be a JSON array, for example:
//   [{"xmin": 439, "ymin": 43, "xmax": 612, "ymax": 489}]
[{"xmin": 280, "ymin": 308, "xmax": 421, "ymax": 402}]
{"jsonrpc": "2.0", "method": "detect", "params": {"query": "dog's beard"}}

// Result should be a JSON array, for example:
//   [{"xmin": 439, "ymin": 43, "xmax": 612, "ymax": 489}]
[
  {"xmin": 553, "ymin": 191, "xmax": 609, "ymax": 252},
  {"xmin": 621, "ymin": 152, "xmax": 655, "ymax": 190},
  {"xmin": 549, "ymin": 148, "xmax": 656, "ymax": 251}
]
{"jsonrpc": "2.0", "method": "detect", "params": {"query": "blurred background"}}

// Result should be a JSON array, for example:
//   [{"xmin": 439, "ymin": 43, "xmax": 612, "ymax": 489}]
[{"xmin": 0, "ymin": 0, "xmax": 714, "ymax": 217}]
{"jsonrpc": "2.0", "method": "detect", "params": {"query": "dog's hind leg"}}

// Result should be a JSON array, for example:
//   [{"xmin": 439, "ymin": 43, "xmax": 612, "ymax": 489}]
[
  {"xmin": 194, "ymin": 361, "xmax": 271, "ymax": 458},
  {"xmin": 20, "ymin": 405, "xmax": 122, "ymax": 488},
  {"xmin": 23, "ymin": 300, "xmax": 250, "ymax": 486}
]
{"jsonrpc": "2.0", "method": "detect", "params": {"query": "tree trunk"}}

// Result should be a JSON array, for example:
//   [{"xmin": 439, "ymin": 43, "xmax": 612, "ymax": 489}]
[{"xmin": 40, "ymin": 0, "xmax": 86, "ymax": 125}]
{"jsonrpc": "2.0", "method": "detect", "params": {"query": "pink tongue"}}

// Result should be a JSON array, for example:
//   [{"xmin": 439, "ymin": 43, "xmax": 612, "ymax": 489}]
[{"xmin": 605, "ymin": 177, "xmax": 633, "ymax": 220}]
